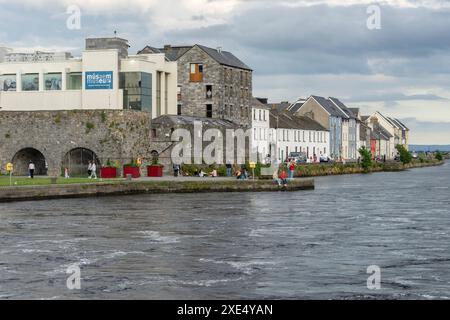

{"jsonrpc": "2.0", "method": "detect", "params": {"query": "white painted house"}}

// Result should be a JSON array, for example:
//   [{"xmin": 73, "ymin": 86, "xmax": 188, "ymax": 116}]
[
  {"xmin": 251, "ymin": 98, "xmax": 271, "ymax": 163},
  {"xmin": 269, "ymin": 108, "xmax": 330, "ymax": 163}
]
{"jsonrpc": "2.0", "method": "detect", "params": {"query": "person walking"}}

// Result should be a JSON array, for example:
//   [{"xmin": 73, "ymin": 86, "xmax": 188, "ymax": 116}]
[
  {"xmin": 226, "ymin": 163, "xmax": 232, "ymax": 177},
  {"xmin": 288, "ymin": 160, "xmax": 296, "ymax": 179},
  {"xmin": 89, "ymin": 162, "xmax": 97, "ymax": 179},
  {"xmin": 28, "ymin": 161, "xmax": 35, "ymax": 179},
  {"xmin": 87, "ymin": 161, "xmax": 93, "ymax": 178},
  {"xmin": 64, "ymin": 167, "xmax": 70, "ymax": 179},
  {"xmin": 173, "ymin": 164, "xmax": 180, "ymax": 177}
]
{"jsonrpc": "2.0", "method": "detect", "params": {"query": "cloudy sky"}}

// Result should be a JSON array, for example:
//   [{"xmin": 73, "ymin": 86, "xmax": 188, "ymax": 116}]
[{"xmin": 1, "ymin": 0, "xmax": 450, "ymax": 144}]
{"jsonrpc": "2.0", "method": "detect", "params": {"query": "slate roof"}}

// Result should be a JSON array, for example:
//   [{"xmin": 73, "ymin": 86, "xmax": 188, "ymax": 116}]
[
  {"xmin": 310, "ymin": 95, "xmax": 349, "ymax": 118},
  {"xmin": 268, "ymin": 102, "xmax": 290, "ymax": 112},
  {"xmin": 269, "ymin": 109, "xmax": 328, "ymax": 131},
  {"xmin": 287, "ymin": 100, "xmax": 305, "ymax": 113},
  {"xmin": 388, "ymin": 117, "xmax": 409, "ymax": 131},
  {"xmin": 196, "ymin": 45, "xmax": 252, "ymax": 71},
  {"xmin": 329, "ymin": 97, "xmax": 356, "ymax": 119},
  {"xmin": 373, "ymin": 123, "xmax": 393, "ymax": 140},
  {"xmin": 252, "ymin": 97, "xmax": 271, "ymax": 110},
  {"xmin": 142, "ymin": 44, "xmax": 252, "ymax": 71}
]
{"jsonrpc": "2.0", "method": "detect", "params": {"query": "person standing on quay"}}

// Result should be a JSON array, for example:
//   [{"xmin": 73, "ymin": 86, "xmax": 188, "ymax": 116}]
[
  {"xmin": 89, "ymin": 162, "xmax": 97, "ymax": 179},
  {"xmin": 226, "ymin": 163, "xmax": 232, "ymax": 177},
  {"xmin": 87, "ymin": 161, "xmax": 93, "ymax": 178},
  {"xmin": 28, "ymin": 161, "xmax": 35, "ymax": 179},
  {"xmin": 288, "ymin": 160, "xmax": 296, "ymax": 179}
]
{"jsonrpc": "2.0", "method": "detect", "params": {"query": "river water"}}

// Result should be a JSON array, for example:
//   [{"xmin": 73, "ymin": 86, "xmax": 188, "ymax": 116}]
[{"xmin": 1, "ymin": 162, "xmax": 449, "ymax": 300}]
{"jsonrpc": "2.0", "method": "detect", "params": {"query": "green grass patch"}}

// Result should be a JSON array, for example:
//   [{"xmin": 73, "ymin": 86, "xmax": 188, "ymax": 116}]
[{"xmin": 0, "ymin": 176, "xmax": 123, "ymax": 187}]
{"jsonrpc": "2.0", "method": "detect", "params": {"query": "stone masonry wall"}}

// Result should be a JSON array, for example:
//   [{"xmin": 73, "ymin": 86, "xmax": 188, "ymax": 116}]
[
  {"xmin": 0, "ymin": 110, "xmax": 153, "ymax": 176},
  {"xmin": 177, "ymin": 46, "xmax": 253, "ymax": 128}
]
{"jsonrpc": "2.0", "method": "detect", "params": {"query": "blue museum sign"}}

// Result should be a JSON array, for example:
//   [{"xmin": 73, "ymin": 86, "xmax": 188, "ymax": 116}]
[{"xmin": 85, "ymin": 71, "xmax": 113, "ymax": 90}]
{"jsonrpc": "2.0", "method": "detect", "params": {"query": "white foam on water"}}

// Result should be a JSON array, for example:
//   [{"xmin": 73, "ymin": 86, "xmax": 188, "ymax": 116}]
[
  {"xmin": 134, "ymin": 231, "xmax": 180, "ymax": 244},
  {"xmin": 200, "ymin": 258, "xmax": 277, "ymax": 275},
  {"xmin": 103, "ymin": 251, "xmax": 145, "ymax": 259}
]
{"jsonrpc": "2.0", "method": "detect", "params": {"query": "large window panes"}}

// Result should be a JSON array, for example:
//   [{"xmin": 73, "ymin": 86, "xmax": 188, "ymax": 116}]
[
  {"xmin": 67, "ymin": 72, "xmax": 82, "ymax": 90},
  {"xmin": 22, "ymin": 74, "xmax": 39, "ymax": 91},
  {"xmin": 44, "ymin": 73, "xmax": 62, "ymax": 90},
  {"xmin": 0, "ymin": 74, "xmax": 17, "ymax": 91},
  {"xmin": 120, "ymin": 72, "xmax": 152, "ymax": 112}
]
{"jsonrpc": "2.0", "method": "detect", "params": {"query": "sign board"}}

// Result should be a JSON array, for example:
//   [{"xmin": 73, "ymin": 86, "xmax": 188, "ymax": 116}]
[
  {"xmin": 249, "ymin": 162, "xmax": 256, "ymax": 169},
  {"xmin": 85, "ymin": 71, "xmax": 113, "ymax": 90},
  {"xmin": 6, "ymin": 163, "xmax": 13, "ymax": 172}
]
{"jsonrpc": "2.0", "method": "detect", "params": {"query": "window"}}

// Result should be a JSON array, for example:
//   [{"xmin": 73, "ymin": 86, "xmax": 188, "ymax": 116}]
[
  {"xmin": 190, "ymin": 63, "xmax": 203, "ymax": 82},
  {"xmin": 120, "ymin": 72, "xmax": 152, "ymax": 112},
  {"xmin": 259, "ymin": 110, "xmax": 262, "ymax": 121},
  {"xmin": 67, "ymin": 72, "xmax": 82, "ymax": 90},
  {"xmin": 44, "ymin": 73, "xmax": 62, "ymax": 91},
  {"xmin": 206, "ymin": 85, "xmax": 212, "ymax": 99},
  {"xmin": 177, "ymin": 85, "xmax": 182, "ymax": 101},
  {"xmin": 0, "ymin": 74, "xmax": 17, "ymax": 91},
  {"xmin": 151, "ymin": 129, "xmax": 157, "ymax": 138},
  {"xmin": 177, "ymin": 104, "xmax": 182, "ymax": 115},
  {"xmin": 254, "ymin": 128, "xmax": 257, "ymax": 140},
  {"xmin": 309, "ymin": 132, "xmax": 312, "ymax": 142},
  {"xmin": 206, "ymin": 104, "xmax": 213, "ymax": 118},
  {"xmin": 22, "ymin": 73, "xmax": 39, "ymax": 91},
  {"xmin": 264, "ymin": 111, "xmax": 267, "ymax": 121}
]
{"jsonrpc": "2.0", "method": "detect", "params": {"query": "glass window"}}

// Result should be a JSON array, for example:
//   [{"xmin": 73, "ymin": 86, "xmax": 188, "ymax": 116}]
[
  {"xmin": 120, "ymin": 72, "xmax": 152, "ymax": 112},
  {"xmin": 44, "ymin": 73, "xmax": 62, "ymax": 90},
  {"xmin": 0, "ymin": 74, "xmax": 17, "ymax": 91},
  {"xmin": 22, "ymin": 73, "xmax": 39, "ymax": 91},
  {"xmin": 67, "ymin": 72, "xmax": 82, "ymax": 90}
]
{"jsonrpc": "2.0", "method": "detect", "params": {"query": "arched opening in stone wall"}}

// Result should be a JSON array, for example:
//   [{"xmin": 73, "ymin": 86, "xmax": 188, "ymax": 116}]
[
  {"xmin": 12, "ymin": 148, "xmax": 48, "ymax": 176},
  {"xmin": 62, "ymin": 148, "xmax": 100, "ymax": 177}
]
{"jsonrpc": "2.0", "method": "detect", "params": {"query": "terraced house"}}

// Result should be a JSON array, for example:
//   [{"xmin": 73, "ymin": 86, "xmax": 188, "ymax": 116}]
[
  {"xmin": 138, "ymin": 44, "xmax": 253, "ymax": 127},
  {"xmin": 292, "ymin": 95, "xmax": 347, "ymax": 160}
]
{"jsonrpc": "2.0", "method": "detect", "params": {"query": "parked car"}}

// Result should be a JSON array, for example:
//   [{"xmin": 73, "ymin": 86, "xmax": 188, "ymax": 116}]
[
  {"xmin": 288, "ymin": 152, "xmax": 307, "ymax": 164},
  {"xmin": 411, "ymin": 152, "xmax": 418, "ymax": 159},
  {"xmin": 394, "ymin": 154, "xmax": 400, "ymax": 161},
  {"xmin": 320, "ymin": 154, "xmax": 330, "ymax": 163}
]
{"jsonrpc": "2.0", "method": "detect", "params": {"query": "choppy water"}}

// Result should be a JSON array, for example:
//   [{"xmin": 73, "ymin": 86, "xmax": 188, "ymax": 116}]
[{"xmin": 1, "ymin": 162, "xmax": 449, "ymax": 300}]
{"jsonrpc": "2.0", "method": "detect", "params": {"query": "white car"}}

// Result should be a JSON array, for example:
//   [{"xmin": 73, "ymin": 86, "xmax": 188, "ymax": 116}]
[{"xmin": 320, "ymin": 154, "xmax": 330, "ymax": 163}]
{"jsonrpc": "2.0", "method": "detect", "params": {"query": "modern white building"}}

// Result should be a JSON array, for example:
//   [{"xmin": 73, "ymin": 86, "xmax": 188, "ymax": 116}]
[
  {"xmin": 269, "ymin": 108, "xmax": 330, "ymax": 163},
  {"xmin": 0, "ymin": 47, "xmax": 12, "ymax": 63},
  {"xmin": 251, "ymin": 98, "xmax": 271, "ymax": 163},
  {"xmin": 0, "ymin": 37, "xmax": 178, "ymax": 119}
]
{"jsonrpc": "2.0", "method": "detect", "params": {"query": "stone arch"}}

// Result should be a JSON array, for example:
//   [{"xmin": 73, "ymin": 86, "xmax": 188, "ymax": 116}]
[
  {"xmin": 12, "ymin": 148, "xmax": 48, "ymax": 176},
  {"xmin": 62, "ymin": 147, "xmax": 100, "ymax": 177}
]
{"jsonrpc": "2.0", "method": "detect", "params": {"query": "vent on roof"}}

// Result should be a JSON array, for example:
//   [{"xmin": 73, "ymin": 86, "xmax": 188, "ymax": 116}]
[{"xmin": 216, "ymin": 47, "xmax": 222, "ymax": 53}]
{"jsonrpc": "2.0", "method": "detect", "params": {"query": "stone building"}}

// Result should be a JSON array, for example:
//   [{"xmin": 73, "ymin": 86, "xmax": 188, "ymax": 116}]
[{"xmin": 138, "ymin": 44, "xmax": 253, "ymax": 127}]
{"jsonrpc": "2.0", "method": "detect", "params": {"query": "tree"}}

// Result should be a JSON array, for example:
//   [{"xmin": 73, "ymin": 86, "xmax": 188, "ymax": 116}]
[
  {"xmin": 435, "ymin": 151, "xmax": 443, "ymax": 161},
  {"xmin": 396, "ymin": 145, "xmax": 412, "ymax": 165},
  {"xmin": 358, "ymin": 147, "xmax": 373, "ymax": 172}
]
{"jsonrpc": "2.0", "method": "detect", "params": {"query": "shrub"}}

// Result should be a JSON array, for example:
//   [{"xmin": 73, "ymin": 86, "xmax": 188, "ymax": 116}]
[
  {"xmin": 86, "ymin": 122, "xmax": 95, "ymax": 133},
  {"xmin": 359, "ymin": 147, "xmax": 373, "ymax": 172},
  {"xmin": 396, "ymin": 145, "xmax": 412, "ymax": 165},
  {"xmin": 435, "ymin": 151, "xmax": 443, "ymax": 161}
]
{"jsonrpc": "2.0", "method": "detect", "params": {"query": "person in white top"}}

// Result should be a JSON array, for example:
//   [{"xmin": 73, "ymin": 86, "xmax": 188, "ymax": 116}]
[
  {"xmin": 28, "ymin": 161, "xmax": 35, "ymax": 179},
  {"xmin": 89, "ymin": 162, "xmax": 97, "ymax": 179}
]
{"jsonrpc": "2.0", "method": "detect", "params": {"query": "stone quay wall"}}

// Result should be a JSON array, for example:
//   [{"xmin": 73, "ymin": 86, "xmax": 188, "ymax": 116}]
[{"xmin": 0, "ymin": 110, "xmax": 153, "ymax": 176}]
